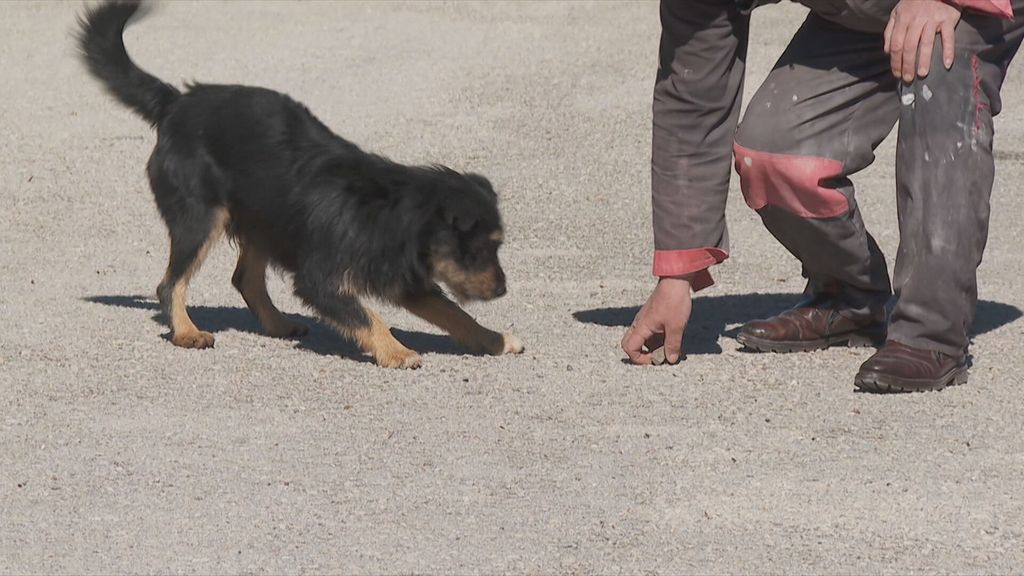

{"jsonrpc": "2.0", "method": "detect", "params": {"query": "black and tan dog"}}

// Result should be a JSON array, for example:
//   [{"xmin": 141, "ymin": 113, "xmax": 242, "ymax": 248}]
[{"xmin": 78, "ymin": 1, "xmax": 523, "ymax": 368}]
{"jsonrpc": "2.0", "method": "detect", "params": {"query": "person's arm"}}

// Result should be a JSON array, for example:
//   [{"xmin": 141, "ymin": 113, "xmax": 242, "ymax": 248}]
[
  {"xmin": 650, "ymin": 0, "xmax": 748, "ymax": 290},
  {"xmin": 622, "ymin": 0, "xmax": 749, "ymax": 365}
]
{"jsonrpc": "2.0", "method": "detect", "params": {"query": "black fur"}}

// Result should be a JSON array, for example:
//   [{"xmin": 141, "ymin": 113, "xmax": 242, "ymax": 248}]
[
  {"xmin": 78, "ymin": 0, "xmax": 508, "ymax": 348},
  {"xmin": 77, "ymin": 1, "xmax": 179, "ymax": 126}
]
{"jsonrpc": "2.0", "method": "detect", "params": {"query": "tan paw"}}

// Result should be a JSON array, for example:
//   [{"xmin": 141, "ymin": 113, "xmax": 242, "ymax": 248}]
[
  {"xmin": 171, "ymin": 330, "xmax": 215, "ymax": 349},
  {"xmin": 500, "ymin": 334, "xmax": 525, "ymax": 354},
  {"xmin": 467, "ymin": 332, "xmax": 524, "ymax": 355},
  {"xmin": 376, "ymin": 348, "xmax": 423, "ymax": 369},
  {"xmin": 264, "ymin": 320, "xmax": 309, "ymax": 339}
]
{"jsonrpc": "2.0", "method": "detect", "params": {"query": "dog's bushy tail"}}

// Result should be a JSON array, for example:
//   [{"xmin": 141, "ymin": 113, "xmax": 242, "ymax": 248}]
[{"xmin": 77, "ymin": 0, "xmax": 179, "ymax": 126}]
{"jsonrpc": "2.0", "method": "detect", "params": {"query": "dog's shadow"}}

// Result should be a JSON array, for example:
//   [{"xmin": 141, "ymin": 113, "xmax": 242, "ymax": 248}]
[
  {"xmin": 84, "ymin": 295, "xmax": 467, "ymax": 361},
  {"xmin": 573, "ymin": 293, "xmax": 1023, "ymax": 356}
]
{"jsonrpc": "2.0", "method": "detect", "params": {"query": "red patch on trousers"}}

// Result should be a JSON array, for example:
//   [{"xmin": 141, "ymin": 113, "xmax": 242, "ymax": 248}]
[
  {"xmin": 733, "ymin": 143, "xmax": 849, "ymax": 219},
  {"xmin": 971, "ymin": 54, "xmax": 991, "ymax": 137}
]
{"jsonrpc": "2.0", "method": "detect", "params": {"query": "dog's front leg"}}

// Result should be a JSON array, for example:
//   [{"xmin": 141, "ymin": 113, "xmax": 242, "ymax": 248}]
[
  {"xmin": 403, "ymin": 290, "xmax": 524, "ymax": 356},
  {"xmin": 294, "ymin": 277, "xmax": 421, "ymax": 369}
]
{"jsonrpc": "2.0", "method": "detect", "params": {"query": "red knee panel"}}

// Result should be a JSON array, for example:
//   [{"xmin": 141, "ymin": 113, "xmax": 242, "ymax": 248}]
[{"xmin": 733, "ymin": 143, "xmax": 849, "ymax": 219}]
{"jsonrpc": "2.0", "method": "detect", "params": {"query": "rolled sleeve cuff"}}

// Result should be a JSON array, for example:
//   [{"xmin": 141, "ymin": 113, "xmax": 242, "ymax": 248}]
[
  {"xmin": 945, "ymin": 0, "xmax": 1013, "ymax": 18},
  {"xmin": 652, "ymin": 248, "xmax": 729, "ymax": 292}
]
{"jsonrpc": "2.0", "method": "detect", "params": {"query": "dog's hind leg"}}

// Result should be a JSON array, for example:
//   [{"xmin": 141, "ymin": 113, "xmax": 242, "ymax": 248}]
[
  {"xmin": 156, "ymin": 207, "xmax": 228, "ymax": 349},
  {"xmin": 293, "ymin": 275, "xmax": 421, "ymax": 369},
  {"xmin": 231, "ymin": 245, "xmax": 308, "ymax": 338},
  {"xmin": 402, "ymin": 289, "xmax": 524, "ymax": 356}
]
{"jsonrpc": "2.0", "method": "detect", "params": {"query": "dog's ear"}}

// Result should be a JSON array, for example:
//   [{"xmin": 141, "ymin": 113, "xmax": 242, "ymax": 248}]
[
  {"xmin": 441, "ymin": 193, "xmax": 480, "ymax": 232},
  {"xmin": 464, "ymin": 173, "xmax": 497, "ymax": 200}
]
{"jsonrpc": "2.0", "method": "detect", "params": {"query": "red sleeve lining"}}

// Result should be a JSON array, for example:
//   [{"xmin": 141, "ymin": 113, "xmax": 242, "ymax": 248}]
[
  {"xmin": 946, "ymin": 0, "xmax": 1013, "ymax": 18},
  {"xmin": 652, "ymin": 248, "xmax": 729, "ymax": 292}
]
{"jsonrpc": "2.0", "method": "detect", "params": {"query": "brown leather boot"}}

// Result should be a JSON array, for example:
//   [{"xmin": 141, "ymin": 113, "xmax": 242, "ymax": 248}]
[
  {"xmin": 736, "ymin": 294, "xmax": 886, "ymax": 353},
  {"xmin": 855, "ymin": 340, "xmax": 968, "ymax": 393}
]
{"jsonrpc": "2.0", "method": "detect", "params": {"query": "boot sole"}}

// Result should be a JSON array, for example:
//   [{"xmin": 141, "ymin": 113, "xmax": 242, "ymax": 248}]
[
  {"xmin": 735, "ymin": 327, "xmax": 884, "ymax": 353},
  {"xmin": 854, "ymin": 365, "xmax": 968, "ymax": 393}
]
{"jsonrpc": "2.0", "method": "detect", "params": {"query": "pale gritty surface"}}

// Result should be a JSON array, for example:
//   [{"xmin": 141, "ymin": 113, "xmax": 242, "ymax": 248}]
[{"xmin": 2, "ymin": 2, "xmax": 1023, "ymax": 573}]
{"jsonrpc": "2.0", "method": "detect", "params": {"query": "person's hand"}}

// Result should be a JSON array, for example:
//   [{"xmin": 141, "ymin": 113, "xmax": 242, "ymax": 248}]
[
  {"xmin": 884, "ymin": 0, "xmax": 962, "ymax": 82},
  {"xmin": 620, "ymin": 276, "xmax": 693, "ymax": 365}
]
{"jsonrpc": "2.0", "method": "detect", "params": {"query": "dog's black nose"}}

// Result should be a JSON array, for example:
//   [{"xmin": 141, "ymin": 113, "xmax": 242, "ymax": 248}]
[{"xmin": 492, "ymin": 268, "xmax": 507, "ymax": 298}]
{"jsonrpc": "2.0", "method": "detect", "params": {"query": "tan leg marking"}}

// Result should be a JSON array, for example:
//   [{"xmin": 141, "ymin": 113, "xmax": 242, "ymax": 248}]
[
  {"xmin": 161, "ymin": 209, "xmax": 228, "ymax": 349},
  {"xmin": 403, "ymin": 291, "xmax": 524, "ymax": 355},
  {"xmin": 232, "ymin": 245, "xmax": 307, "ymax": 338},
  {"xmin": 329, "ymin": 304, "xmax": 421, "ymax": 369}
]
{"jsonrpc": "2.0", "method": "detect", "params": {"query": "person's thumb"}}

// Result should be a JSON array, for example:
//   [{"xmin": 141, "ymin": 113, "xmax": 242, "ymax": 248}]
[{"xmin": 622, "ymin": 322, "xmax": 656, "ymax": 365}]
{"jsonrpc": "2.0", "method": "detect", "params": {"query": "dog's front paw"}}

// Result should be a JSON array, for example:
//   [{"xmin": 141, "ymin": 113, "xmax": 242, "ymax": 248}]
[
  {"xmin": 264, "ymin": 320, "xmax": 309, "ymax": 339},
  {"xmin": 500, "ymin": 333, "xmax": 525, "ymax": 355},
  {"xmin": 171, "ymin": 330, "xmax": 215, "ymax": 349},
  {"xmin": 468, "ymin": 332, "xmax": 524, "ymax": 356},
  {"xmin": 376, "ymin": 348, "xmax": 423, "ymax": 370}
]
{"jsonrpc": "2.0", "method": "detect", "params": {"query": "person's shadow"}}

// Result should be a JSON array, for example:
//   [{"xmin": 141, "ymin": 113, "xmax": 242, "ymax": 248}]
[
  {"xmin": 83, "ymin": 295, "xmax": 466, "ymax": 362},
  {"xmin": 573, "ymin": 293, "xmax": 1023, "ymax": 355}
]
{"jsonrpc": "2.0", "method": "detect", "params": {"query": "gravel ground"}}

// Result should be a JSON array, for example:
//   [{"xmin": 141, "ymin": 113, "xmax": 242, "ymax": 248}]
[{"xmin": 2, "ymin": 1, "xmax": 1023, "ymax": 573}]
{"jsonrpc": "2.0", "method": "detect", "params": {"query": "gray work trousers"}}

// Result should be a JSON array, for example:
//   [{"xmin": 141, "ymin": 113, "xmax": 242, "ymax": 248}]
[{"xmin": 652, "ymin": 0, "xmax": 1024, "ymax": 357}]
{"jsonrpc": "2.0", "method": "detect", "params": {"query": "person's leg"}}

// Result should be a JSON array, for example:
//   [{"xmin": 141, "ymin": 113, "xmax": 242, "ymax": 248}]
[
  {"xmin": 732, "ymin": 12, "xmax": 900, "ymax": 351},
  {"xmin": 856, "ymin": 10, "xmax": 1024, "ymax": 392}
]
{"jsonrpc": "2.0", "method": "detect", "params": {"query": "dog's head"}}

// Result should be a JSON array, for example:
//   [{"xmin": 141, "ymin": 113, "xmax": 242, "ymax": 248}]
[{"xmin": 428, "ymin": 172, "xmax": 507, "ymax": 302}]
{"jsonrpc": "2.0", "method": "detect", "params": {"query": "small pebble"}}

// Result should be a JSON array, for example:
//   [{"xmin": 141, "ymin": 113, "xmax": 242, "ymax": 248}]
[{"xmin": 651, "ymin": 347, "xmax": 666, "ymax": 366}]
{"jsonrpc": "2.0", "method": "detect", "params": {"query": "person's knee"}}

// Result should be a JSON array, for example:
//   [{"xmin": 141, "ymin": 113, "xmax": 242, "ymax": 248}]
[{"xmin": 732, "ymin": 138, "xmax": 849, "ymax": 219}]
